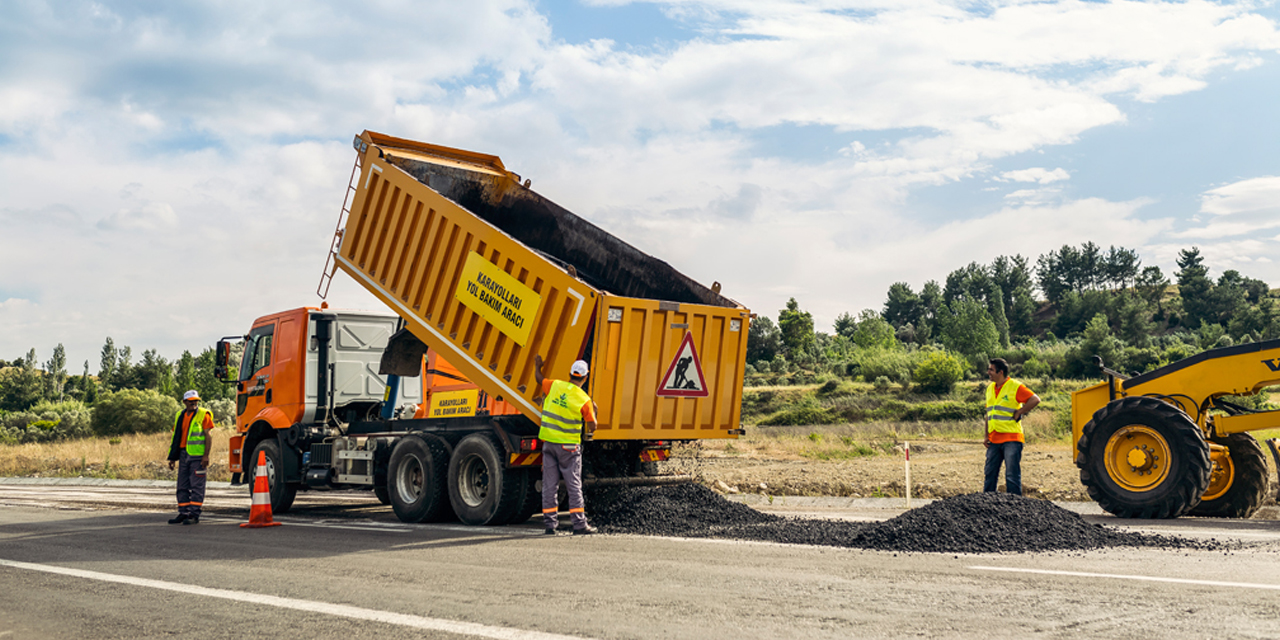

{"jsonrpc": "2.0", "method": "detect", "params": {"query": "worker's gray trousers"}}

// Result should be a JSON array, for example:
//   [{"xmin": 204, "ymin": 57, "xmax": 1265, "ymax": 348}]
[
  {"xmin": 176, "ymin": 452, "xmax": 207, "ymax": 517},
  {"xmin": 541, "ymin": 442, "xmax": 587, "ymax": 530}
]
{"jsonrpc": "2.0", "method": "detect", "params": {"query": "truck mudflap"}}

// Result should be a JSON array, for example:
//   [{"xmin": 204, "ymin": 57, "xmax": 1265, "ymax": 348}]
[{"xmin": 229, "ymin": 434, "xmax": 244, "ymax": 474}]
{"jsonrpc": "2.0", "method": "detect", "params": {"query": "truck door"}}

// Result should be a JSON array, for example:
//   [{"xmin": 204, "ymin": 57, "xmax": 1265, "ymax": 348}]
[{"xmin": 236, "ymin": 321, "xmax": 277, "ymax": 430}]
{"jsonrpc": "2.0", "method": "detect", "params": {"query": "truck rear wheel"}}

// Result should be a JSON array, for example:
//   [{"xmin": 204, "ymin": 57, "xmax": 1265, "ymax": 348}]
[
  {"xmin": 1077, "ymin": 396, "xmax": 1211, "ymax": 519},
  {"xmin": 448, "ymin": 433, "xmax": 522, "ymax": 526},
  {"xmin": 373, "ymin": 485, "xmax": 391, "ymax": 505},
  {"xmin": 505, "ymin": 469, "xmax": 541, "ymax": 525},
  {"xmin": 248, "ymin": 439, "xmax": 297, "ymax": 514},
  {"xmin": 388, "ymin": 436, "xmax": 449, "ymax": 523},
  {"xmin": 1189, "ymin": 433, "xmax": 1268, "ymax": 518}
]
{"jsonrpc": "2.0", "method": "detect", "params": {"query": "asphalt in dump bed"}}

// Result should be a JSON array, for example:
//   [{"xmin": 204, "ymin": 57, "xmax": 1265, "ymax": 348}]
[{"xmin": 586, "ymin": 485, "xmax": 1219, "ymax": 553}]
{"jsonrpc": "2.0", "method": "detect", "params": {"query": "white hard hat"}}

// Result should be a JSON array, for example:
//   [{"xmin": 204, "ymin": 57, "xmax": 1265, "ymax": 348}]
[
  {"xmin": 183, "ymin": 390, "xmax": 200, "ymax": 401},
  {"xmin": 570, "ymin": 360, "xmax": 589, "ymax": 377}
]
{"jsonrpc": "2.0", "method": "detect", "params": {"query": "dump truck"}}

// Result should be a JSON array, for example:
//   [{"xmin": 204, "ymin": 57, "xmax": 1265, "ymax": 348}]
[
  {"xmin": 1073, "ymin": 341, "xmax": 1280, "ymax": 519},
  {"xmin": 214, "ymin": 131, "xmax": 751, "ymax": 525}
]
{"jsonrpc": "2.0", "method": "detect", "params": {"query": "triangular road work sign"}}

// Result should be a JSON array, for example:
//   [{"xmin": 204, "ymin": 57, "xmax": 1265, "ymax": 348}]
[{"xmin": 656, "ymin": 332, "xmax": 709, "ymax": 398}]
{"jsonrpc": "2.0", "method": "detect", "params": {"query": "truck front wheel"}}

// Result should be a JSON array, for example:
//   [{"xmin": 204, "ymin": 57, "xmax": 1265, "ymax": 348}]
[
  {"xmin": 247, "ymin": 439, "xmax": 297, "ymax": 514},
  {"xmin": 388, "ymin": 436, "xmax": 449, "ymax": 523},
  {"xmin": 448, "ymin": 433, "xmax": 522, "ymax": 526}
]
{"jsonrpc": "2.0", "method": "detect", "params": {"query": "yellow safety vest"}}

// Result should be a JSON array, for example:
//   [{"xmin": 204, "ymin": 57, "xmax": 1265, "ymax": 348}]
[
  {"xmin": 539, "ymin": 380, "xmax": 591, "ymax": 444},
  {"xmin": 173, "ymin": 407, "xmax": 212, "ymax": 456},
  {"xmin": 985, "ymin": 378, "xmax": 1024, "ymax": 436}
]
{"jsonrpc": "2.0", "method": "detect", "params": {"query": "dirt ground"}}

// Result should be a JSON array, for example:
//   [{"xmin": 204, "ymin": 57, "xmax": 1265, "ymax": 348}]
[
  {"xmin": 673, "ymin": 440, "xmax": 1280, "ymax": 505},
  {"xmin": 672, "ymin": 440, "xmax": 1094, "ymax": 501}
]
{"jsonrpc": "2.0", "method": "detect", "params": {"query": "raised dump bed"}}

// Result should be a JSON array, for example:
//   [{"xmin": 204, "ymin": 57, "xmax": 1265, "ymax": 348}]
[{"xmin": 326, "ymin": 131, "xmax": 751, "ymax": 440}]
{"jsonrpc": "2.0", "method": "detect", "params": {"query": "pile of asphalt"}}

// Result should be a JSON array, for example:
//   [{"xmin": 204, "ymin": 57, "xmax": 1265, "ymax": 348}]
[
  {"xmin": 586, "ymin": 485, "xmax": 1221, "ymax": 553},
  {"xmin": 587, "ymin": 483, "xmax": 781, "ymax": 537}
]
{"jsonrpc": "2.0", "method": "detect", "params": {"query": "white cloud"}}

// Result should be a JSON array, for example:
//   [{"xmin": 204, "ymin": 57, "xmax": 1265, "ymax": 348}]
[
  {"xmin": 97, "ymin": 201, "xmax": 178, "ymax": 231},
  {"xmin": 1200, "ymin": 176, "xmax": 1280, "ymax": 216},
  {"xmin": 1169, "ymin": 176, "xmax": 1280, "ymax": 240},
  {"xmin": 1, "ymin": 0, "xmax": 1279, "ymax": 359},
  {"xmin": 0, "ymin": 298, "xmax": 34, "ymax": 311},
  {"xmin": 997, "ymin": 168, "xmax": 1071, "ymax": 184}
]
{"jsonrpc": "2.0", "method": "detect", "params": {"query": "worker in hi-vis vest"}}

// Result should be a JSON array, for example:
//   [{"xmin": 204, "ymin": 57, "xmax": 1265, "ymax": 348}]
[
  {"xmin": 983, "ymin": 358, "xmax": 1040, "ymax": 496},
  {"xmin": 168, "ymin": 390, "xmax": 214, "ymax": 524},
  {"xmin": 533, "ymin": 354, "xmax": 598, "ymax": 535}
]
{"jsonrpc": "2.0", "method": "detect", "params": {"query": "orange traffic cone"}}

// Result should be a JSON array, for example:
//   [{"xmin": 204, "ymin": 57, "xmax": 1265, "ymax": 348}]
[{"xmin": 240, "ymin": 450, "xmax": 282, "ymax": 528}]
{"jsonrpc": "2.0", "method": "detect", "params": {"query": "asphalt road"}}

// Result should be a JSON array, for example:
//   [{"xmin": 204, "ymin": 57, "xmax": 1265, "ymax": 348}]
[{"xmin": 2, "ymin": 483, "xmax": 1280, "ymax": 639}]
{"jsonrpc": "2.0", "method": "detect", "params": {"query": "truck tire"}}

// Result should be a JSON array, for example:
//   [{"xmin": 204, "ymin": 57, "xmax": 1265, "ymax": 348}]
[
  {"xmin": 248, "ymin": 440, "xmax": 297, "ymax": 514},
  {"xmin": 1077, "ymin": 396, "xmax": 1211, "ymax": 519},
  {"xmin": 388, "ymin": 436, "xmax": 449, "ymax": 523},
  {"xmin": 505, "ymin": 469, "xmax": 541, "ymax": 525},
  {"xmin": 373, "ymin": 485, "xmax": 391, "ymax": 505},
  {"xmin": 448, "ymin": 433, "xmax": 522, "ymax": 526},
  {"xmin": 1189, "ymin": 433, "xmax": 1268, "ymax": 519}
]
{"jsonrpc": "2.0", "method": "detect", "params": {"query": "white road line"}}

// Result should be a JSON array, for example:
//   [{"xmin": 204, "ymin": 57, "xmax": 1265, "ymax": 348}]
[
  {"xmin": 0, "ymin": 558, "xmax": 593, "ymax": 640},
  {"xmin": 971, "ymin": 566, "xmax": 1280, "ymax": 591}
]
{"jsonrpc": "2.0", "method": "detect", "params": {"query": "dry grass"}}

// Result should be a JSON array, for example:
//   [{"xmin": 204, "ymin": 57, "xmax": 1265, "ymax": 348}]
[
  {"xmin": 0, "ymin": 429, "xmax": 235, "ymax": 481},
  {"xmin": 687, "ymin": 410, "xmax": 1062, "ymax": 462}
]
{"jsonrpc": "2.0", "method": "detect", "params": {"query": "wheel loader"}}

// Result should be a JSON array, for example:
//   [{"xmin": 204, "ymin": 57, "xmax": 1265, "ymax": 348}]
[{"xmin": 1073, "ymin": 339, "xmax": 1280, "ymax": 519}]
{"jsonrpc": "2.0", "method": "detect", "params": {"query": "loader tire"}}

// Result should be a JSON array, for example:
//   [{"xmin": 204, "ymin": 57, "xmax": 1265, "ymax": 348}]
[
  {"xmin": 1077, "ymin": 396, "xmax": 1211, "ymax": 519},
  {"xmin": 388, "ymin": 436, "xmax": 449, "ymax": 523},
  {"xmin": 448, "ymin": 433, "xmax": 522, "ymax": 526},
  {"xmin": 1189, "ymin": 433, "xmax": 1268, "ymax": 519},
  {"xmin": 248, "ymin": 440, "xmax": 297, "ymax": 514}
]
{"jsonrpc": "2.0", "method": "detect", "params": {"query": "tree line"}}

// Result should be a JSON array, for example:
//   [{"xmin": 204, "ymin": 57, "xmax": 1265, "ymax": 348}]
[
  {"xmin": 0, "ymin": 338, "xmax": 239, "ymax": 444},
  {"xmin": 748, "ymin": 244, "xmax": 1279, "ymax": 386}
]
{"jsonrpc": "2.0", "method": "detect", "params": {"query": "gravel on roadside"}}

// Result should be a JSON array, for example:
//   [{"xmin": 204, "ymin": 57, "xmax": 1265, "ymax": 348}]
[{"xmin": 587, "ymin": 484, "xmax": 1225, "ymax": 553}]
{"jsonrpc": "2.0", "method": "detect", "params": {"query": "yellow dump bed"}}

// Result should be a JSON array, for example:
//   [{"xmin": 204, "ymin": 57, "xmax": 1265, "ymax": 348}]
[{"xmin": 328, "ymin": 131, "xmax": 750, "ymax": 440}]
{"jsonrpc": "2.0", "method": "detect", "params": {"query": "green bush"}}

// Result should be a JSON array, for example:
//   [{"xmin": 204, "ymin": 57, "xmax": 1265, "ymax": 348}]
[
  {"xmin": 853, "ymin": 348, "xmax": 915, "ymax": 384},
  {"xmin": 0, "ymin": 407, "xmax": 93, "ymax": 444},
  {"xmin": 912, "ymin": 351, "xmax": 966, "ymax": 394},
  {"xmin": 206, "ymin": 398, "xmax": 236, "ymax": 425},
  {"xmin": 758, "ymin": 404, "xmax": 838, "ymax": 426},
  {"xmin": 1021, "ymin": 358, "xmax": 1050, "ymax": 380},
  {"xmin": 870, "ymin": 398, "xmax": 982, "ymax": 422},
  {"xmin": 873, "ymin": 376, "xmax": 891, "ymax": 389},
  {"xmin": 91, "ymin": 389, "xmax": 182, "ymax": 437}
]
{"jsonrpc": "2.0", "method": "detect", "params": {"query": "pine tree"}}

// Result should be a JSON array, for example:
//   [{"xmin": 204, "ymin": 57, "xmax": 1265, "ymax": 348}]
[
  {"xmin": 99, "ymin": 338, "xmax": 118, "ymax": 392},
  {"xmin": 175, "ymin": 350, "xmax": 197, "ymax": 397},
  {"xmin": 43, "ymin": 344, "xmax": 68, "ymax": 402}
]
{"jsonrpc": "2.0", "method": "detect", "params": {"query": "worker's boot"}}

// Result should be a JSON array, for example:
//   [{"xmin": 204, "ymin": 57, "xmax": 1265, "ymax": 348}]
[
  {"xmin": 544, "ymin": 527, "xmax": 556, "ymax": 535},
  {"xmin": 182, "ymin": 516, "xmax": 200, "ymax": 525},
  {"xmin": 573, "ymin": 525, "xmax": 598, "ymax": 536},
  {"xmin": 168, "ymin": 514, "xmax": 187, "ymax": 525}
]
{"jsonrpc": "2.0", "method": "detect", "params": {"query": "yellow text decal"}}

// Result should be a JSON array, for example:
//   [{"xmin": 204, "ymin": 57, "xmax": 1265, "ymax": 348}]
[
  {"xmin": 428, "ymin": 389, "xmax": 480, "ymax": 418},
  {"xmin": 454, "ymin": 252, "xmax": 542, "ymax": 346}
]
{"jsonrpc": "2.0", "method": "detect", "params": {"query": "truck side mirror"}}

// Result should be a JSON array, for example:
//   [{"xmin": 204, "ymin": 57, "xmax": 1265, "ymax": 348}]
[{"xmin": 215, "ymin": 340, "xmax": 231, "ymax": 381}]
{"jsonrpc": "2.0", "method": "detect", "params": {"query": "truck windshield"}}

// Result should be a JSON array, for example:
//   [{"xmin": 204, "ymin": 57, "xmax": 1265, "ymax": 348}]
[{"xmin": 239, "ymin": 324, "xmax": 274, "ymax": 381}]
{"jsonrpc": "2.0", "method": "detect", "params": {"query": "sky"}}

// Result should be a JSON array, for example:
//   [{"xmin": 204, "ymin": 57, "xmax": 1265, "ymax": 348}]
[{"xmin": 3, "ymin": 0, "xmax": 1280, "ymax": 370}]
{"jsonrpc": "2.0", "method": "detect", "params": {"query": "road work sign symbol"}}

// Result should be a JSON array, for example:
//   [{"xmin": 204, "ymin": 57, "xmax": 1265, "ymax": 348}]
[{"xmin": 656, "ymin": 332, "xmax": 709, "ymax": 398}]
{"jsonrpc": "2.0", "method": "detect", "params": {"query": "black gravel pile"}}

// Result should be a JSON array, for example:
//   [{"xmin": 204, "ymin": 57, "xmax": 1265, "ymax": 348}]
[
  {"xmin": 838, "ymin": 492, "xmax": 1216, "ymax": 553},
  {"xmin": 587, "ymin": 483, "xmax": 781, "ymax": 537},
  {"xmin": 586, "ymin": 485, "xmax": 1222, "ymax": 553}
]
